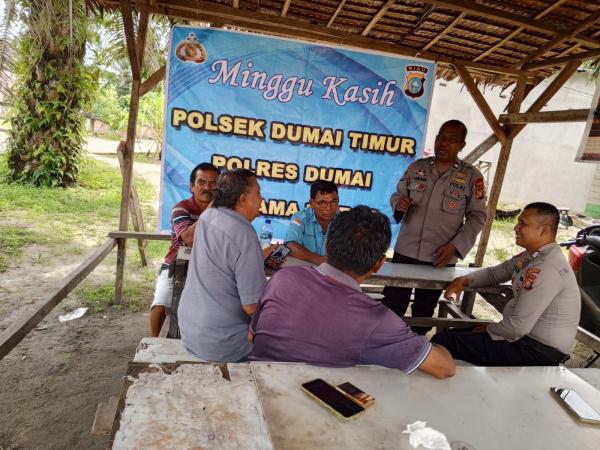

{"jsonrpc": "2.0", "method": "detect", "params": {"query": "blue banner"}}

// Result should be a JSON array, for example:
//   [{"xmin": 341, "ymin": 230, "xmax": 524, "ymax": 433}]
[{"xmin": 160, "ymin": 26, "xmax": 436, "ymax": 240}]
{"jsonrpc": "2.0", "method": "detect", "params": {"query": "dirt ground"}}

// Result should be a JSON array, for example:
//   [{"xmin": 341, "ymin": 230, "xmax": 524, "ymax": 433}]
[
  {"xmin": 0, "ymin": 141, "xmax": 163, "ymax": 450},
  {"xmin": 1, "ymin": 137, "xmax": 599, "ymax": 449}
]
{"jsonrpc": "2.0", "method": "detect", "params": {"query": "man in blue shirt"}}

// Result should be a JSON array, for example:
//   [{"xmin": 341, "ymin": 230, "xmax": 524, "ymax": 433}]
[{"xmin": 285, "ymin": 180, "xmax": 339, "ymax": 264}]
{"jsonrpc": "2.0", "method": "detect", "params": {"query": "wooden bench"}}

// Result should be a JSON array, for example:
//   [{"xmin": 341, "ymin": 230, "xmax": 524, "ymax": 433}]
[{"xmin": 576, "ymin": 327, "xmax": 600, "ymax": 367}]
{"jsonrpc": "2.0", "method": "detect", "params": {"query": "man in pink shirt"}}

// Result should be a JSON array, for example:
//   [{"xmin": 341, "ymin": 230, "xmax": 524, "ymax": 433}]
[{"xmin": 150, "ymin": 163, "xmax": 219, "ymax": 337}]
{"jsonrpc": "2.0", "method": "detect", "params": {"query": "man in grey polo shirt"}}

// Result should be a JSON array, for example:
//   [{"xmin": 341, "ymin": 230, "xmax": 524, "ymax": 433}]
[{"xmin": 178, "ymin": 169, "xmax": 266, "ymax": 362}]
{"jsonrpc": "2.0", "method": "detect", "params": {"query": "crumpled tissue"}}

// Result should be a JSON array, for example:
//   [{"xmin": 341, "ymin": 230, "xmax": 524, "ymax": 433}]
[{"xmin": 403, "ymin": 421, "xmax": 451, "ymax": 450}]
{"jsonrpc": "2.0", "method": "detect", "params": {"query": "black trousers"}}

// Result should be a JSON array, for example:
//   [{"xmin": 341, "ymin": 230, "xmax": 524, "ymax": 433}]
[
  {"xmin": 381, "ymin": 252, "xmax": 446, "ymax": 335},
  {"xmin": 431, "ymin": 327, "xmax": 568, "ymax": 366}
]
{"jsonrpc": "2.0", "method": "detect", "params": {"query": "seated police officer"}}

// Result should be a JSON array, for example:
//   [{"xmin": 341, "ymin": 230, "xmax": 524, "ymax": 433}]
[
  {"xmin": 432, "ymin": 202, "xmax": 580, "ymax": 366},
  {"xmin": 285, "ymin": 180, "xmax": 339, "ymax": 265}
]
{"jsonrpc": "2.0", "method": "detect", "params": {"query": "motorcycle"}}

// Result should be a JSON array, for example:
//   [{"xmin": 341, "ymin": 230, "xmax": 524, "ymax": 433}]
[{"xmin": 561, "ymin": 225, "xmax": 600, "ymax": 336}]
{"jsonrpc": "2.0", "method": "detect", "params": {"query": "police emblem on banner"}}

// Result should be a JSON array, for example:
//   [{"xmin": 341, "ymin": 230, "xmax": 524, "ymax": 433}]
[
  {"xmin": 175, "ymin": 32, "xmax": 207, "ymax": 64},
  {"xmin": 404, "ymin": 65, "xmax": 428, "ymax": 99}
]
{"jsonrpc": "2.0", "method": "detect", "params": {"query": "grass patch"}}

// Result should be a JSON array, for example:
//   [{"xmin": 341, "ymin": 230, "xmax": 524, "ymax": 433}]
[
  {"xmin": 492, "ymin": 217, "xmax": 516, "ymax": 233},
  {"xmin": 0, "ymin": 155, "xmax": 156, "ymax": 238},
  {"xmin": 492, "ymin": 247, "xmax": 510, "ymax": 262},
  {"xmin": 0, "ymin": 226, "xmax": 44, "ymax": 271},
  {"xmin": 77, "ymin": 280, "xmax": 154, "ymax": 313}
]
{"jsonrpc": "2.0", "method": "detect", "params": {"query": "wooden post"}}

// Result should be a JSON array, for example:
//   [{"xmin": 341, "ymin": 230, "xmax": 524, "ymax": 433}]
[
  {"xmin": 116, "ymin": 142, "xmax": 148, "ymax": 266},
  {"xmin": 460, "ymin": 77, "xmax": 527, "ymax": 315},
  {"xmin": 114, "ymin": 6, "xmax": 149, "ymax": 304}
]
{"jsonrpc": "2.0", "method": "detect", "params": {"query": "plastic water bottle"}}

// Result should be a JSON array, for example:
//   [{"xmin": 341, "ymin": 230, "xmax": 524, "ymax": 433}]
[{"xmin": 259, "ymin": 219, "xmax": 273, "ymax": 249}]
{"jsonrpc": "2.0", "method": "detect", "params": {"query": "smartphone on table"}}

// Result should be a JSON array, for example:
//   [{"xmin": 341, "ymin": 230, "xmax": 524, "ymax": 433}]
[
  {"xmin": 550, "ymin": 387, "xmax": 600, "ymax": 424},
  {"xmin": 264, "ymin": 244, "xmax": 291, "ymax": 270},
  {"xmin": 301, "ymin": 378, "xmax": 365, "ymax": 421}
]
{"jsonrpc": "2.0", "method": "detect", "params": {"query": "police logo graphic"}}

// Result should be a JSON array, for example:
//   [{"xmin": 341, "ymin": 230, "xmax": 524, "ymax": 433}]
[
  {"xmin": 404, "ymin": 65, "xmax": 428, "ymax": 99},
  {"xmin": 175, "ymin": 32, "xmax": 207, "ymax": 64}
]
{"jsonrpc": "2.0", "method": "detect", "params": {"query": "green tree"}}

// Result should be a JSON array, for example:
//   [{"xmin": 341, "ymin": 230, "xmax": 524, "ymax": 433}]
[{"xmin": 5, "ymin": 0, "xmax": 94, "ymax": 187}]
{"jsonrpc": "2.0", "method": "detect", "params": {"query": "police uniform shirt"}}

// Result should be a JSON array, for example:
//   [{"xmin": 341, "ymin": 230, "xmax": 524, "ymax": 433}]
[
  {"xmin": 391, "ymin": 157, "xmax": 487, "ymax": 264},
  {"xmin": 467, "ymin": 243, "xmax": 581, "ymax": 355},
  {"xmin": 284, "ymin": 208, "xmax": 333, "ymax": 256}
]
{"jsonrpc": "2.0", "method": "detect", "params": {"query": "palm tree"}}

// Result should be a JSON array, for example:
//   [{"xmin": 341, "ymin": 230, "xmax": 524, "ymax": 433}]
[{"xmin": 3, "ymin": 0, "xmax": 92, "ymax": 187}]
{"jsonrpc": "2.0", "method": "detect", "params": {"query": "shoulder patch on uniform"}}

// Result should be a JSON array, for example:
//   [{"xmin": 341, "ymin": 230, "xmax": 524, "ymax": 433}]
[
  {"xmin": 292, "ymin": 218, "xmax": 303, "ymax": 227},
  {"xmin": 523, "ymin": 268, "xmax": 541, "ymax": 290},
  {"xmin": 475, "ymin": 177, "xmax": 485, "ymax": 200}
]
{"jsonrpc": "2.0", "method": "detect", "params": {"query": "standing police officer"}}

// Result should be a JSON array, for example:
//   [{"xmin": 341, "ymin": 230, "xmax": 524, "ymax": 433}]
[{"xmin": 382, "ymin": 120, "xmax": 487, "ymax": 334}]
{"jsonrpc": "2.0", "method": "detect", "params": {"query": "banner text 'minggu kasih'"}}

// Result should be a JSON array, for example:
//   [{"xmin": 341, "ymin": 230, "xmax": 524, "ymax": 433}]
[{"xmin": 207, "ymin": 60, "xmax": 398, "ymax": 107}]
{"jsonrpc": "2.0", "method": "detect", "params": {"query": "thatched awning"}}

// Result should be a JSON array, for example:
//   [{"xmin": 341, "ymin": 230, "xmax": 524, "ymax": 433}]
[{"xmin": 89, "ymin": 0, "xmax": 600, "ymax": 87}]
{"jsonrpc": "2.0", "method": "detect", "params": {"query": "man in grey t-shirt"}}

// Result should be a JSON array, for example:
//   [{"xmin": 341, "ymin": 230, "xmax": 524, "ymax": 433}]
[
  {"xmin": 432, "ymin": 203, "xmax": 580, "ymax": 366},
  {"xmin": 178, "ymin": 169, "xmax": 267, "ymax": 362}
]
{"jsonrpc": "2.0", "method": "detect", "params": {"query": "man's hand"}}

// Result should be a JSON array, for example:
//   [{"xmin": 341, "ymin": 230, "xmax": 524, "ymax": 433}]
[
  {"xmin": 315, "ymin": 255, "xmax": 327, "ymax": 265},
  {"xmin": 433, "ymin": 243, "xmax": 457, "ymax": 267},
  {"xmin": 474, "ymin": 324, "xmax": 489, "ymax": 334},
  {"xmin": 262, "ymin": 243, "xmax": 278, "ymax": 259},
  {"xmin": 396, "ymin": 195, "xmax": 413, "ymax": 213},
  {"xmin": 443, "ymin": 276, "xmax": 469, "ymax": 302}
]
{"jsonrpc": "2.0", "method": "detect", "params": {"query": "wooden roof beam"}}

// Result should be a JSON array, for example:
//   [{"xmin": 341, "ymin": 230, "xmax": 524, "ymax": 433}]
[
  {"xmin": 421, "ymin": 12, "xmax": 465, "ymax": 52},
  {"xmin": 463, "ymin": 61, "xmax": 579, "ymax": 164},
  {"xmin": 455, "ymin": 65, "xmax": 506, "ymax": 145},
  {"xmin": 515, "ymin": 8, "xmax": 600, "ymax": 69},
  {"xmin": 281, "ymin": 0, "xmax": 292, "ymax": 17},
  {"xmin": 140, "ymin": 64, "xmax": 166, "ymax": 96},
  {"xmin": 472, "ymin": 0, "xmax": 567, "ymax": 63},
  {"xmin": 361, "ymin": 0, "xmax": 395, "ymax": 37},
  {"xmin": 132, "ymin": 0, "xmax": 532, "ymax": 79},
  {"xmin": 327, "ymin": 0, "xmax": 347, "ymax": 27},
  {"xmin": 523, "ymin": 47, "xmax": 600, "ymax": 70},
  {"xmin": 499, "ymin": 109, "xmax": 589, "ymax": 124},
  {"xmin": 422, "ymin": 0, "xmax": 600, "ymax": 48}
]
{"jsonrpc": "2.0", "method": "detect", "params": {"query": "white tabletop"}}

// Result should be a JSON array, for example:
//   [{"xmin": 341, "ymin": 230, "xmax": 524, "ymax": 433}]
[
  {"xmin": 250, "ymin": 362, "xmax": 600, "ymax": 450},
  {"xmin": 114, "ymin": 342, "xmax": 600, "ymax": 450},
  {"xmin": 279, "ymin": 257, "xmax": 508, "ymax": 293}
]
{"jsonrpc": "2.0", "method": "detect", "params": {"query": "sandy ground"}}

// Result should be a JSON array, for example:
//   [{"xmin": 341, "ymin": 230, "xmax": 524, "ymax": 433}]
[{"xmin": 1, "ymin": 135, "xmax": 599, "ymax": 449}]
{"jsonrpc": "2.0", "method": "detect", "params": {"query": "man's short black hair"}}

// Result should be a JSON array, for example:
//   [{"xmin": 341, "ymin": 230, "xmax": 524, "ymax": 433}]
[
  {"xmin": 310, "ymin": 180, "xmax": 338, "ymax": 199},
  {"xmin": 190, "ymin": 163, "xmax": 220, "ymax": 184},
  {"xmin": 212, "ymin": 169, "xmax": 256, "ymax": 209},
  {"xmin": 524, "ymin": 202, "xmax": 560, "ymax": 235},
  {"xmin": 440, "ymin": 119, "xmax": 468, "ymax": 142},
  {"xmin": 326, "ymin": 205, "xmax": 391, "ymax": 276}
]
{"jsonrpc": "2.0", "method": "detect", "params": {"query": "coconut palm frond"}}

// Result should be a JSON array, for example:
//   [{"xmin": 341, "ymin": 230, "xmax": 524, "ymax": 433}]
[
  {"xmin": 88, "ymin": 11, "xmax": 170, "ymax": 78},
  {"xmin": 0, "ymin": 0, "xmax": 19, "ymax": 99},
  {"xmin": 582, "ymin": 59, "xmax": 600, "ymax": 80}
]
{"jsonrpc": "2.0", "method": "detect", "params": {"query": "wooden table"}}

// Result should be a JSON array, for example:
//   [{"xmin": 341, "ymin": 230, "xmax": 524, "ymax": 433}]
[
  {"xmin": 168, "ymin": 249, "xmax": 510, "ymax": 335},
  {"xmin": 109, "ymin": 347, "xmax": 600, "ymax": 450}
]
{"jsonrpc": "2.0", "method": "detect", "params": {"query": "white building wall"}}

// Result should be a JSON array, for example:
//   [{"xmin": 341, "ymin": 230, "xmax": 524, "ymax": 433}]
[{"xmin": 424, "ymin": 71, "xmax": 597, "ymax": 213}]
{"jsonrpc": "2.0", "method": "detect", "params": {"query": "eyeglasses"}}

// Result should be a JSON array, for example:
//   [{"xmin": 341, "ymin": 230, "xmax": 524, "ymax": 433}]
[
  {"xmin": 315, "ymin": 199, "xmax": 339, "ymax": 208},
  {"xmin": 196, "ymin": 179, "xmax": 217, "ymax": 188}
]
